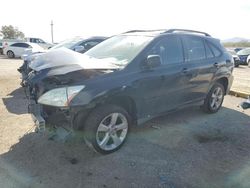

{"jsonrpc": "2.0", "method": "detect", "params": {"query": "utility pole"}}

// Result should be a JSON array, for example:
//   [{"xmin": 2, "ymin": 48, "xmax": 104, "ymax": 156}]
[{"xmin": 50, "ymin": 20, "xmax": 54, "ymax": 43}]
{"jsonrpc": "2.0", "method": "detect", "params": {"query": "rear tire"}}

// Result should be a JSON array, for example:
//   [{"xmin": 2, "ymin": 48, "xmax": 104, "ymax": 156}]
[
  {"xmin": 202, "ymin": 82, "xmax": 225, "ymax": 113},
  {"xmin": 7, "ymin": 50, "xmax": 15, "ymax": 58},
  {"xmin": 83, "ymin": 104, "xmax": 131, "ymax": 154}
]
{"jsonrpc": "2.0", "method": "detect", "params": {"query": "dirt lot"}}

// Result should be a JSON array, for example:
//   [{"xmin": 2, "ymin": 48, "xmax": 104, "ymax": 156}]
[
  {"xmin": 231, "ymin": 66, "xmax": 250, "ymax": 95},
  {"xmin": 0, "ymin": 56, "xmax": 250, "ymax": 188}
]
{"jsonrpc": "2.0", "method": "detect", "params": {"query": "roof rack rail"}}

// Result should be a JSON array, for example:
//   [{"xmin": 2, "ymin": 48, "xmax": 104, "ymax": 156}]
[
  {"xmin": 124, "ymin": 29, "xmax": 167, "ymax": 34},
  {"xmin": 165, "ymin": 29, "xmax": 211, "ymax": 37}
]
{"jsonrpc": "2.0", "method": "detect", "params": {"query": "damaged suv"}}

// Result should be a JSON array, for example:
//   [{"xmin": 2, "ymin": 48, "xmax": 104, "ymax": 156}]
[{"xmin": 29, "ymin": 29, "xmax": 234, "ymax": 154}]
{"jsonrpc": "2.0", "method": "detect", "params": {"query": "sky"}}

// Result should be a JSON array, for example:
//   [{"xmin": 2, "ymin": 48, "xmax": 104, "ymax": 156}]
[{"xmin": 1, "ymin": 0, "xmax": 250, "ymax": 43}]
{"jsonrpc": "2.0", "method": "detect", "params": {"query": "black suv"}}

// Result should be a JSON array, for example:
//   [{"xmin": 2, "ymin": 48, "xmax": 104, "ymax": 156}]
[{"xmin": 30, "ymin": 29, "xmax": 234, "ymax": 154}]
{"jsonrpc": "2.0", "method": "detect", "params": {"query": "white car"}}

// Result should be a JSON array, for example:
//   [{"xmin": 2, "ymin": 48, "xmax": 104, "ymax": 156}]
[
  {"xmin": 3, "ymin": 42, "xmax": 45, "ymax": 58},
  {"xmin": 25, "ymin": 37, "xmax": 54, "ymax": 49}
]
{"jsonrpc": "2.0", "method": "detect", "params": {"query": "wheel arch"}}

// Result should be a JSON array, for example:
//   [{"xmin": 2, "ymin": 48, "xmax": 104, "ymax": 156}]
[
  {"xmin": 216, "ymin": 77, "xmax": 228, "ymax": 93},
  {"xmin": 72, "ymin": 94, "xmax": 138, "ymax": 130},
  {"xmin": 104, "ymin": 95, "xmax": 137, "ymax": 124}
]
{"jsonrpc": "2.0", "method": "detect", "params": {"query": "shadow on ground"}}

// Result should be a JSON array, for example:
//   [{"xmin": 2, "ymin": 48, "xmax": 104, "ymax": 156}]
[
  {"xmin": 2, "ymin": 87, "xmax": 28, "ymax": 115},
  {"xmin": 0, "ymin": 106, "xmax": 250, "ymax": 188}
]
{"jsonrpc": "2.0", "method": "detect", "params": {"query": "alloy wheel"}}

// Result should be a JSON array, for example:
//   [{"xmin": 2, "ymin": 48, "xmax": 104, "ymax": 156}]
[
  {"xmin": 210, "ymin": 87, "xmax": 223, "ymax": 111},
  {"xmin": 96, "ymin": 112, "xmax": 128, "ymax": 151}
]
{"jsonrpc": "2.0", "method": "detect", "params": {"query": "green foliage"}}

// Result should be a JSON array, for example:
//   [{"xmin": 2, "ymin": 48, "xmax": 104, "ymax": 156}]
[
  {"xmin": 0, "ymin": 25, "xmax": 25, "ymax": 39},
  {"xmin": 223, "ymin": 41, "xmax": 250, "ymax": 48}
]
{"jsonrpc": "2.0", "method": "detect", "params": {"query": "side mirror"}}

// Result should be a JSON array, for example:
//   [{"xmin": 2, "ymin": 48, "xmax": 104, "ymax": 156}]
[
  {"xmin": 74, "ymin": 46, "xmax": 85, "ymax": 53},
  {"xmin": 146, "ymin": 55, "xmax": 161, "ymax": 68}
]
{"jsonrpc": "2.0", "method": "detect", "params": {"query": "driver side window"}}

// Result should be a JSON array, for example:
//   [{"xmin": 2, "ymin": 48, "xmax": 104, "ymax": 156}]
[{"xmin": 147, "ymin": 36, "xmax": 184, "ymax": 65}]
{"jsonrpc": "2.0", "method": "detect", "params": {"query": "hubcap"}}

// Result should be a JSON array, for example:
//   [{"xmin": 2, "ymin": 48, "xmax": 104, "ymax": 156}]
[
  {"xmin": 96, "ymin": 113, "xmax": 128, "ymax": 151},
  {"xmin": 210, "ymin": 87, "xmax": 223, "ymax": 110}
]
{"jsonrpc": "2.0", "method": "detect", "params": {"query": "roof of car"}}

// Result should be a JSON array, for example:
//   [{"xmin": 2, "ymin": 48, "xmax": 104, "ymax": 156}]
[{"xmin": 122, "ymin": 29, "xmax": 211, "ymax": 38}]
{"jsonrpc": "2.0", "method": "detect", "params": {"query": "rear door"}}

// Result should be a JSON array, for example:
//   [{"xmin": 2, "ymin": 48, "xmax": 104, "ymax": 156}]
[{"xmin": 181, "ymin": 35, "xmax": 217, "ymax": 102}]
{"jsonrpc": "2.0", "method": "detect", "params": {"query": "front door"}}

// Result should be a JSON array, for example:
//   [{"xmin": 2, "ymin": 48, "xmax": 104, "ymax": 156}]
[{"xmin": 134, "ymin": 36, "xmax": 189, "ymax": 119}]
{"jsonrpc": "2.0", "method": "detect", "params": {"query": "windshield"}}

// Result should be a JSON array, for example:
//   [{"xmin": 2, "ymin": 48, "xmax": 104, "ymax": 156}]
[
  {"xmin": 237, "ymin": 48, "xmax": 250, "ymax": 55},
  {"xmin": 228, "ymin": 50, "xmax": 237, "ymax": 55},
  {"xmin": 85, "ymin": 35, "xmax": 153, "ymax": 67},
  {"xmin": 50, "ymin": 37, "xmax": 83, "ymax": 50}
]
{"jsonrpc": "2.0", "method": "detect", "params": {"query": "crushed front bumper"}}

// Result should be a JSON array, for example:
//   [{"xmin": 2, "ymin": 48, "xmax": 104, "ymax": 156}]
[{"xmin": 28, "ymin": 102, "xmax": 46, "ymax": 132}]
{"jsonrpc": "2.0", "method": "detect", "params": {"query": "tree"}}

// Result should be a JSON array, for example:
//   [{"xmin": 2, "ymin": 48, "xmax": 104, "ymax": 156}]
[{"xmin": 0, "ymin": 25, "xmax": 25, "ymax": 39}]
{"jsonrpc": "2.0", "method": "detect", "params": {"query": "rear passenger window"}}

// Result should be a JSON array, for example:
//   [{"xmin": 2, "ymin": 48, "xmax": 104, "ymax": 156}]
[
  {"xmin": 11, "ymin": 43, "xmax": 23, "ymax": 47},
  {"xmin": 204, "ymin": 42, "xmax": 214, "ymax": 58},
  {"xmin": 11, "ymin": 43, "xmax": 30, "ymax": 48},
  {"xmin": 183, "ymin": 36, "xmax": 206, "ymax": 61},
  {"xmin": 208, "ymin": 43, "xmax": 221, "ymax": 57}
]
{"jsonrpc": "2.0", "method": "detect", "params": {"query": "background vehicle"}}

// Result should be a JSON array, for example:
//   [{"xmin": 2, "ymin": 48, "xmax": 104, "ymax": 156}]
[
  {"xmin": 25, "ymin": 37, "xmax": 54, "ymax": 49},
  {"xmin": 247, "ymin": 55, "xmax": 250, "ymax": 67},
  {"xmin": 29, "ymin": 29, "xmax": 234, "ymax": 154},
  {"xmin": 234, "ymin": 47, "xmax": 243, "ymax": 53},
  {"xmin": 237, "ymin": 48, "xmax": 250, "ymax": 65},
  {"xmin": 227, "ymin": 49, "xmax": 240, "ymax": 67},
  {"xmin": 50, "ymin": 36, "xmax": 107, "ymax": 53},
  {"xmin": 3, "ymin": 42, "xmax": 45, "ymax": 58},
  {"xmin": 19, "ymin": 36, "xmax": 107, "ymax": 86},
  {"xmin": 0, "ymin": 40, "xmax": 3, "ymax": 55}
]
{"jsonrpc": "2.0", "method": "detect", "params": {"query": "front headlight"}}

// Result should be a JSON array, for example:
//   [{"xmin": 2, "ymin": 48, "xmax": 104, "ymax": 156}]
[{"xmin": 38, "ymin": 85, "xmax": 85, "ymax": 107}]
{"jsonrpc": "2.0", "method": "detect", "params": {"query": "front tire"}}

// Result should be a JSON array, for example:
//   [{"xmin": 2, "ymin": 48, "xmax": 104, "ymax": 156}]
[
  {"xmin": 202, "ymin": 82, "xmax": 225, "ymax": 113},
  {"xmin": 83, "ymin": 104, "xmax": 131, "ymax": 154}
]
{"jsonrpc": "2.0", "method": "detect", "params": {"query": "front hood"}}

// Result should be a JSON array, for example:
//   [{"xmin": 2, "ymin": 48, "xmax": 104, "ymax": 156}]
[
  {"xmin": 29, "ymin": 48, "xmax": 120, "ymax": 72},
  {"xmin": 29, "ymin": 66, "xmax": 111, "ymax": 86}
]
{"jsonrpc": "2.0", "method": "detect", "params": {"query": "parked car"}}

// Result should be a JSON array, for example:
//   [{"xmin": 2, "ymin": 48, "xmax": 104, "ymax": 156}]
[
  {"xmin": 234, "ymin": 48, "xmax": 243, "ymax": 53},
  {"xmin": 28, "ymin": 29, "xmax": 234, "ymax": 154},
  {"xmin": 0, "ymin": 41, "xmax": 3, "ymax": 55},
  {"xmin": 247, "ymin": 55, "xmax": 250, "ymax": 67},
  {"xmin": 19, "ymin": 36, "xmax": 107, "ymax": 86},
  {"xmin": 227, "ymin": 49, "xmax": 240, "ymax": 67},
  {"xmin": 3, "ymin": 42, "xmax": 45, "ymax": 58},
  {"xmin": 237, "ymin": 48, "xmax": 250, "ymax": 65},
  {"xmin": 25, "ymin": 37, "xmax": 54, "ymax": 49},
  {"xmin": 50, "ymin": 36, "xmax": 107, "ymax": 53}
]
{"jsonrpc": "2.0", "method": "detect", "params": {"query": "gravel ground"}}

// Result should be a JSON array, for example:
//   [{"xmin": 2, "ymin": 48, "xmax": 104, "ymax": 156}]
[{"xmin": 0, "ymin": 56, "xmax": 250, "ymax": 188}]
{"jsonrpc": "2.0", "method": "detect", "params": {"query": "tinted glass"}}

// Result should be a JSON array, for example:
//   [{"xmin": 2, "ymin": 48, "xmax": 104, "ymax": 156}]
[
  {"xmin": 11, "ymin": 43, "xmax": 30, "ymax": 48},
  {"xmin": 183, "ymin": 36, "xmax": 206, "ymax": 61},
  {"xmin": 204, "ymin": 42, "xmax": 214, "ymax": 58},
  {"xmin": 80, "ymin": 41, "xmax": 100, "ymax": 50},
  {"xmin": 85, "ymin": 35, "xmax": 153, "ymax": 67},
  {"xmin": 51, "ymin": 37, "xmax": 84, "ymax": 50},
  {"xmin": 11, "ymin": 43, "xmax": 22, "ymax": 47},
  {"xmin": 148, "ymin": 36, "xmax": 183, "ymax": 64},
  {"xmin": 208, "ymin": 43, "xmax": 221, "ymax": 57}
]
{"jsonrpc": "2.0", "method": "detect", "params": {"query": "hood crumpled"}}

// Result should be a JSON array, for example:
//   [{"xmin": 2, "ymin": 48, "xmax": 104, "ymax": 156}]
[{"xmin": 29, "ymin": 48, "xmax": 120, "ymax": 73}]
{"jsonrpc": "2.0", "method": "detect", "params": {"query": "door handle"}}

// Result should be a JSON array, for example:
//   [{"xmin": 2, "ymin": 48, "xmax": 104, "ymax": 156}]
[
  {"xmin": 213, "ymin": 62, "xmax": 219, "ymax": 68},
  {"xmin": 182, "ymin": 68, "xmax": 188, "ymax": 74}
]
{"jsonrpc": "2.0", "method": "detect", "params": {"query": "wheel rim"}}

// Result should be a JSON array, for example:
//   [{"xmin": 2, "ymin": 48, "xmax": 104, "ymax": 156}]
[
  {"xmin": 8, "ymin": 51, "xmax": 13, "ymax": 58},
  {"xmin": 210, "ymin": 87, "xmax": 223, "ymax": 110},
  {"xmin": 96, "ymin": 113, "xmax": 128, "ymax": 151}
]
